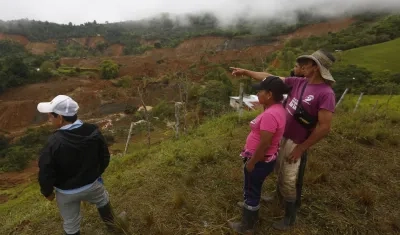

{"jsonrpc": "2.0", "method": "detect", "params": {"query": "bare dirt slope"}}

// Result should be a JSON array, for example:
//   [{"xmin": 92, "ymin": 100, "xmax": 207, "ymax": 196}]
[
  {"xmin": 0, "ymin": 33, "xmax": 30, "ymax": 45},
  {"xmin": 0, "ymin": 161, "xmax": 38, "ymax": 191},
  {"xmin": 25, "ymin": 42, "xmax": 57, "ymax": 55},
  {"xmin": 279, "ymin": 18, "xmax": 355, "ymax": 42},
  {"xmin": 70, "ymin": 36, "xmax": 106, "ymax": 48},
  {"xmin": 105, "ymin": 44, "xmax": 124, "ymax": 56},
  {"xmin": 0, "ymin": 18, "xmax": 354, "ymax": 133},
  {"xmin": 0, "ymin": 34, "xmax": 120, "ymax": 56},
  {"xmin": 0, "ymin": 18, "xmax": 356, "ymax": 190},
  {"xmin": 0, "ymin": 78, "xmax": 112, "ymax": 132},
  {"xmin": 60, "ymin": 18, "xmax": 354, "ymax": 78}
]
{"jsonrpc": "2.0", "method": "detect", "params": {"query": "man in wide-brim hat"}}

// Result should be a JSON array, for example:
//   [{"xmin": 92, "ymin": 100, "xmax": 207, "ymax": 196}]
[{"xmin": 230, "ymin": 49, "xmax": 336, "ymax": 231}]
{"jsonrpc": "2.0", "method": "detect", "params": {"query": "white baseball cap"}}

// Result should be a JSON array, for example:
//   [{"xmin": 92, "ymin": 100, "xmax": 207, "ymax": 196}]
[{"xmin": 37, "ymin": 95, "xmax": 79, "ymax": 116}]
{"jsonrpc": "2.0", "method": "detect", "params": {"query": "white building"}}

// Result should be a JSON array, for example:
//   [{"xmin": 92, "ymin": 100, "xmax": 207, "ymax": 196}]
[
  {"xmin": 229, "ymin": 95, "xmax": 260, "ymax": 111},
  {"xmin": 229, "ymin": 94, "xmax": 288, "ymax": 111}
]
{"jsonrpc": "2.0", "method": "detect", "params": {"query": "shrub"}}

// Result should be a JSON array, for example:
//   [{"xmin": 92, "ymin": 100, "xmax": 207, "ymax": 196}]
[
  {"xmin": 198, "ymin": 80, "xmax": 232, "ymax": 114},
  {"xmin": 57, "ymin": 67, "xmax": 78, "ymax": 76},
  {"xmin": 0, "ymin": 127, "xmax": 53, "ymax": 172},
  {"xmin": 152, "ymin": 101, "xmax": 175, "ymax": 119},
  {"xmin": 40, "ymin": 61, "xmax": 56, "ymax": 73},
  {"xmin": 81, "ymin": 71, "xmax": 99, "ymax": 79},
  {"xmin": 0, "ymin": 146, "xmax": 31, "ymax": 172},
  {"xmin": 331, "ymin": 64, "xmax": 372, "ymax": 96},
  {"xmin": 17, "ymin": 127, "xmax": 53, "ymax": 148},
  {"xmin": 99, "ymin": 60, "xmax": 119, "ymax": 79},
  {"xmin": 112, "ymin": 76, "xmax": 133, "ymax": 88},
  {"xmin": 389, "ymin": 73, "xmax": 400, "ymax": 84},
  {"xmin": 0, "ymin": 134, "xmax": 9, "ymax": 152}
]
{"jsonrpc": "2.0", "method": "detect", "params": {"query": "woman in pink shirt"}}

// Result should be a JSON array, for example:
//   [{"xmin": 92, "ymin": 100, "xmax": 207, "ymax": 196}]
[{"xmin": 229, "ymin": 76, "xmax": 290, "ymax": 234}]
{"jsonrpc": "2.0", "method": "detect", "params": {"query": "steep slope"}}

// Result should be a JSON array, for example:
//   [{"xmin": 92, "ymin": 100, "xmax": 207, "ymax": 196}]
[
  {"xmin": 1, "ymin": 110, "xmax": 399, "ymax": 234},
  {"xmin": 278, "ymin": 18, "xmax": 355, "ymax": 42},
  {"xmin": 336, "ymin": 38, "xmax": 400, "ymax": 74},
  {"xmin": 25, "ymin": 42, "xmax": 57, "ymax": 54},
  {"xmin": 0, "ymin": 78, "xmax": 118, "ymax": 132},
  {"xmin": 60, "ymin": 18, "xmax": 355, "ymax": 77},
  {"xmin": 0, "ymin": 33, "xmax": 29, "ymax": 45},
  {"xmin": 0, "ymin": 33, "xmax": 56, "ymax": 55},
  {"xmin": 0, "ymin": 34, "xmax": 123, "ymax": 56},
  {"xmin": 0, "ymin": 18, "xmax": 356, "ymax": 133}
]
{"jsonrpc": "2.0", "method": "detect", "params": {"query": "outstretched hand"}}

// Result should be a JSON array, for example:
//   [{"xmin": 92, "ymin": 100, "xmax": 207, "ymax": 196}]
[{"xmin": 229, "ymin": 67, "xmax": 247, "ymax": 77}]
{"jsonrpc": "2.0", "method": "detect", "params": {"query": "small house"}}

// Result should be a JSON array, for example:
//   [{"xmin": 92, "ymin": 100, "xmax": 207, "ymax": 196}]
[
  {"xmin": 229, "ymin": 95, "xmax": 262, "ymax": 111},
  {"xmin": 229, "ymin": 94, "xmax": 288, "ymax": 111}
]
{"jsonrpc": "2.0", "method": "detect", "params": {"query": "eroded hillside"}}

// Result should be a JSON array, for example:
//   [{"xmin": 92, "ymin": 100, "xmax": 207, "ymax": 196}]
[{"xmin": 0, "ymin": 18, "xmax": 354, "ymax": 133}]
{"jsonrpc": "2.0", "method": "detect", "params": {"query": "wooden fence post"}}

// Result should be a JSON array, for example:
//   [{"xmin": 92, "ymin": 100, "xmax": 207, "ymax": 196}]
[
  {"xmin": 238, "ymin": 83, "xmax": 244, "ymax": 119},
  {"xmin": 175, "ymin": 102, "xmax": 182, "ymax": 138},
  {"xmin": 124, "ymin": 122, "xmax": 134, "ymax": 156},
  {"xmin": 336, "ymin": 88, "xmax": 348, "ymax": 108},
  {"xmin": 353, "ymin": 92, "xmax": 364, "ymax": 113}
]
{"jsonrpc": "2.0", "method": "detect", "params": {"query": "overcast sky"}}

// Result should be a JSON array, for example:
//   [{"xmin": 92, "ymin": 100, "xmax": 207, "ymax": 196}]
[{"xmin": 0, "ymin": 0, "xmax": 399, "ymax": 25}]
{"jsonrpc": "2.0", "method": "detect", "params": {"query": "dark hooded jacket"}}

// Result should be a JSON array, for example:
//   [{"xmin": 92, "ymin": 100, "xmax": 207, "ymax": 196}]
[{"xmin": 38, "ymin": 123, "xmax": 110, "ymax": 197}]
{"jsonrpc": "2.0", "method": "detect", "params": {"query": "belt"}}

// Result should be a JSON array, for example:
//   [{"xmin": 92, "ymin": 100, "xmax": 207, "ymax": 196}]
[
  {"xmin": 240, "ymin": 150, "xmax": 277, "ymax": 163},
  {"xmin": 241, "ymin": 155, "xmax": 274, "ymax": 164}
]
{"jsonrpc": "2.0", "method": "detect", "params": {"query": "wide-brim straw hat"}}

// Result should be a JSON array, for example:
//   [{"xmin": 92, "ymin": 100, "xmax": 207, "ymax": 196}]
[{"xmin": 297, "ymin": 50, "xmax": 335, "ymax": 82}]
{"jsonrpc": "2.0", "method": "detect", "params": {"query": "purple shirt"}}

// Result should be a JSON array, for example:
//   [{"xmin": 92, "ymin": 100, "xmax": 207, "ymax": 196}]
[{"xmin": 283, "ymin": 77, "xmax": 336, "ymax": 144}]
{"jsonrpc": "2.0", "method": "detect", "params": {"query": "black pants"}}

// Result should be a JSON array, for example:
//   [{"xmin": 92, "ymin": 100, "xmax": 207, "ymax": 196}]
[{"xmin": 243, "ymin": 160, "xmax": 276, "ymax": 207}]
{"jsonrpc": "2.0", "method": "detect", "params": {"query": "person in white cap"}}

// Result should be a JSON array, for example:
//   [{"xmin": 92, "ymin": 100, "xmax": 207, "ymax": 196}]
[
  {"xmin": 37, "ymin": 95, "xmax": 122, "ymax": 235},
  {"xmin": 230, "ymin": 49, "xmax": 336, "ymax": 230}
]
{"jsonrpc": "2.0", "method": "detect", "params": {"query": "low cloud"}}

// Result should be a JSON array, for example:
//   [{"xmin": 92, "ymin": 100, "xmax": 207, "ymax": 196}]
[{"xmin": 0, "ymin": 0, "xmax": 399, "ymax": 25}]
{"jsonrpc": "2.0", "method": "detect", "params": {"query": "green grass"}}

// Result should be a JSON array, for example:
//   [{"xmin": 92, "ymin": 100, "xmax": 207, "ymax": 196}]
[
  {"xmin": 335, "ymin": 38, "xmax": 400, "ymax": 74},
  {"xmin": 1, "ymin": 106, "xmax": 400, "ymax": 235},
  {"xmin": 337, "ymin": 94, "xmax": 400, "ymax": 112}
]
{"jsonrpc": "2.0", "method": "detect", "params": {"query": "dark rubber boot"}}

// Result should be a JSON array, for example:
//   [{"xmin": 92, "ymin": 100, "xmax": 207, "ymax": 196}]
[
  {"xmin": 272, "ymin": 201, "xmax": 297, "ymax": 231},
  {"xmin": 98, "ymin": 202, "xmax": 125, "ymax": 234},
  {"xmin": 228, "ymin": 206, "xmax": 259, "ymax": 234}
]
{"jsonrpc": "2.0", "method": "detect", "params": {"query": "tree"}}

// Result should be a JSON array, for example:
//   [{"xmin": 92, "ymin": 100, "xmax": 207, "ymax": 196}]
[
  {"xmin": 389, "ymin": 73, "xmax": 400, "ymax": 84},
  {"xmin": 198, "ymin": 80, "xmax": 232, "ymax": 113},
  {"xmin": 154, "ymin": 42, "xmax": 162, "ymax": 48},
  {"xmin": 331, "ymin": 64, "xmax": 372, "ymax": 95},
  {"xmin": 0, "ymin": 146, "xmax": 30, "ymax": 171},
  {"xmin": 0, "ymin": 134, "xmax": 8, "ymax": 156},
  {"xmin": 2, "ymin": 57, "xmax": 30, "ymax": 78},
  {"xmin": 40, "ymin": 61, "xmax": 56, "ymax": 73},
  {"xmin": 203, "ymin": 66, "xmax": 232, "ymax": 87},
  {"xmin": 96, "ymin": 42, "xmax": 108, "ymax": 52},
  {"xmin": 282, "ymin": 50, "xmax": 296, "ymax": 70},
  {"xmin": 99, "ymin": 60, "xmax": 119, "ymax": 79}
]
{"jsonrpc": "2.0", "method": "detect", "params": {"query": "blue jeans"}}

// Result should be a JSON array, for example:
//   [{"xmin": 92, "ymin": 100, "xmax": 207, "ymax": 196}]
[{"xmin": 244, "ymin": 160, "xmax": 276, "ymax": 207}]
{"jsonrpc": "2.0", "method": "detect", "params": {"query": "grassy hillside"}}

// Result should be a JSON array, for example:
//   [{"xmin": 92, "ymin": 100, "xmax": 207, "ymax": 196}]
[
  {"xmin": 336, "ymin": 38, "xmax": 400, "ymax": 74},
  {"xmin": 1, "ymin": 103, "xmax": 399, "ymax": 234},
  {"xmin": 1, "ymin": 13, "xmax": 400, "ymax": 235},
  {"xmin": 337, "ymin": 94, "xmax": 400, "ymax": 112}
]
